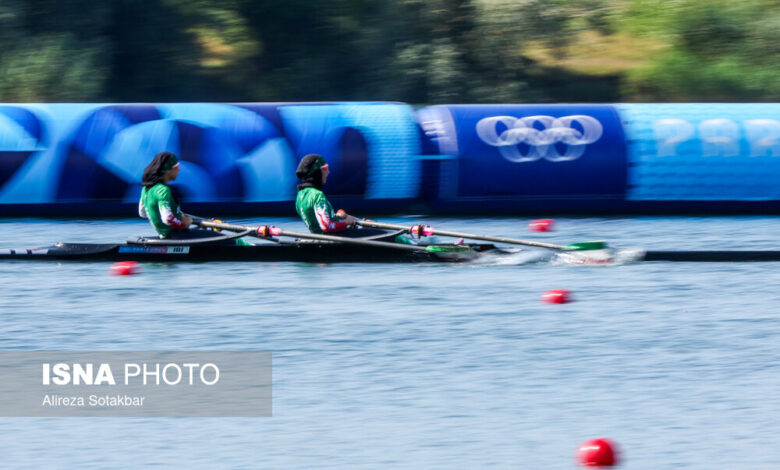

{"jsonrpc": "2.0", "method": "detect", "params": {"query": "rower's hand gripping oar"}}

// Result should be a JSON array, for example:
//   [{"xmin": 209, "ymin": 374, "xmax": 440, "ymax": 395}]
[
  {"xmin": 191, "ymin": 218, "xmax": 477, "ymax": 259},
  {"xmin": 356, "ymin": 219, "xmax": 606, "ymax": 252}
]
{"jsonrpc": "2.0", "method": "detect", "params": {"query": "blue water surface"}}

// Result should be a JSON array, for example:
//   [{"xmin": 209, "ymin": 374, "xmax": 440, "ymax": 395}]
[{"xmin": 1, "ymin": 216, "xmax": 780, "ymax": 469}]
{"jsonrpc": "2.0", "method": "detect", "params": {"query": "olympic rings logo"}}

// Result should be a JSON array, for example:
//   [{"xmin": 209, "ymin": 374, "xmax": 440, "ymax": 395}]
[{"xmin": 476, "ymin": 115, "xmax": 603, "ymax": 162}]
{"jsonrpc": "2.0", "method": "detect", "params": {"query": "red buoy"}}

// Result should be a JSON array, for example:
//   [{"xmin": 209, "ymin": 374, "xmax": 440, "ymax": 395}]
[
  {"xmin": 577, "ymin": 438, "xmax": 619, "ymax": 467},
  {"xmin": 528, "ymin": 219, "xmax": 554, "ymax": 232},
  {"xmin": 110, "ymin": 261, "xmax": 140, "ymax": 276},
  {"xmin": 541, "ymin": 288, "xmax": 572, "ymax": 304}
]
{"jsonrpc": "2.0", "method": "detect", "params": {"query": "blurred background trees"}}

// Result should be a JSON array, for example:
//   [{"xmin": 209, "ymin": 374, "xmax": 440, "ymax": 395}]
[{"xmin": 0, "ymin": 0, "xmax": 776, "ymax": 103}]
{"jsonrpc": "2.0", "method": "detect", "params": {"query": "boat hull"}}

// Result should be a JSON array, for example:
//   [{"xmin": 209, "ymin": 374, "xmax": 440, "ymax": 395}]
[{"xmin": 0, "ymin": 242, "xmax": 500, "ymax": 263}]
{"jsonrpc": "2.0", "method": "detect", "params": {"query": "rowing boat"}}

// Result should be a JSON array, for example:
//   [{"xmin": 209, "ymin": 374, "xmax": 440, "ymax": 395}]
[
  {"xmin": 0, "ymin": 240, "xmax": 502, "ymax": 263},
  {"xmin": 3, "ymin": 217, "xmax": 779, "ymax": 263},
  {"xmin": 2, "ymin": 240, "xmax": 779, "ymax": 263}
]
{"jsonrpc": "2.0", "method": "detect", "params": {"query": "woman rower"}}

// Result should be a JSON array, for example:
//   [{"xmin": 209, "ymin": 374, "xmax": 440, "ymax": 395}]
[
  {"xmin": 294, "ymin": 153, "xmax": 440, "ymax": 244},
  {"xmin": 139, "ymin": 152, "xmax": 193, "ymax": 238},
  {"xmin": 294, "ymin": 154, "xmax": 359, "ymax": 234},
  {"xmin": 294, "ymin": 153, "xmax": 399, "ymax": 240},
  {"xmin": 139, "ymin": 152, "xmax": 250, "ymax": 244}
]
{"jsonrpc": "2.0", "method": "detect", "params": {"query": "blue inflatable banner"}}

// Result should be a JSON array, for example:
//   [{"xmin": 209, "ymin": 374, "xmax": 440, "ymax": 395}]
[
  {"xmin": 0, "ymin": 102, "xmax": 421, "ymax": 210},
  {"xmin": 417, "ymin": 105, "xmax": 628, "ymax": 200},
  {"xmin": 618, "ymin": 103, "xmax": 780, "ymax": 200},
  {"xmin": 2, "ymin": 101, "xmax": 780, "ymax": 215}
]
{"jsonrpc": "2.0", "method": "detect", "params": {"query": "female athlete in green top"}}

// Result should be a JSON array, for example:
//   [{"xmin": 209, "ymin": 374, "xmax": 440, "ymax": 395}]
[
  {"xmin": 294, "ymin": 154, "xmax": 425, "ymax": 244},
  {"xmin": 138, "ymin": 152, "xmax": 193, "ymax": 238},
  {"xmin": 294, "ymin": 154, "xmax": 357, "ymax": 233},
  {"xmin": 138, "ymin": 152, "xmax": 251, "ymax": 245}
]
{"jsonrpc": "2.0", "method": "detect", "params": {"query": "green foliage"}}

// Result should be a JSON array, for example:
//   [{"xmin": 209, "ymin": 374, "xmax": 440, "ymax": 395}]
[
  {"xmin": 674, "ymin": 1, "xmax": 751, "ymax": 57},
  {"xmin": 0, "ymin": 35, "xmax": 107, "ymax": 101},
  {"xmin": 624, "ymin": 0, "xmax": 780, "ymax": 100},
  {"xmin": 0, "ymin": 0, "xmax": 776, "ymax": 102}
]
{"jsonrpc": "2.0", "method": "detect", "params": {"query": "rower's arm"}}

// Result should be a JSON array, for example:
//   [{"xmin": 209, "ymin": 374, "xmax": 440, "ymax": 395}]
[
  {"xmin": 313, "ymin": 196, "xmax": 351, "ymax": 233},
  {"xmin": 138, "ymin": 199, "xmax": 148, "ymax": 219},
  {"xmin": 158, "ymin": 202, "xmax": 188, "ymax": 230},
  {"xmin": 157, "ymin": 186, "xmax": 189, "ymax": 230}
]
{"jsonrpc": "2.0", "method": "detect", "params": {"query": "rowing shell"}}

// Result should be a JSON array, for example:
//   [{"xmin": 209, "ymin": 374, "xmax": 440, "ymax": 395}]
[
  {"xmin": 2, "ymin": 240, "xmax": 780, "ymax": 263},
  {"xmin": 0, "ymin": 241, "xmax": 502, "ymax": 263}
]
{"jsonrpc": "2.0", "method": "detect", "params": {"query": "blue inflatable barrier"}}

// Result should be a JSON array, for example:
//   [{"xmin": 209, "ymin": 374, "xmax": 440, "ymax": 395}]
[
  {"xmin": 1, "ymin": 101, "xmax": 779, "ymax": 215},
  {"xmin": 417, "ymin": 104, "xmax": 628, "ymax": 206},
  {"xmin": 617, "ymin": 103, "xmax": 780, "ymax": 200},
  {"xmin": 0, "ymin": 102, "xmax": 422, "ymax": 215}
]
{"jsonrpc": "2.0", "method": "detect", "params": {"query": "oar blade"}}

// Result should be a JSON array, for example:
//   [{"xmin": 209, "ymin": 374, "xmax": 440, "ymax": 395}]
[
  {"xmin": 558, "ymin": 241, "xmax": 614, "ymax": 264},
  {"xmin": 564, "ymin": 241, "xmax": 608, "ymax": 251},
  {"xmin": 425, "ymin": 245, "xmax": 479, "ymax": 261}
]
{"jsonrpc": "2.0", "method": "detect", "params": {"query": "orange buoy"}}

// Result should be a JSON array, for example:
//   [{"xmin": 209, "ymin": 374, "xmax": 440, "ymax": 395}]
[
  {"xmin": 577, "ymin": 438, "xmax": 619, "ymax": 467},
  {"xmin": 541, "ymin": 288, "xmax": 572, "ymax": 304},
  {"xmin": 110, "ymin": 261, "xmax": 141, "ymax": 276},
  {"xmin": 528, "ymin": 219, "xmax": 554, "ymax": 232}
]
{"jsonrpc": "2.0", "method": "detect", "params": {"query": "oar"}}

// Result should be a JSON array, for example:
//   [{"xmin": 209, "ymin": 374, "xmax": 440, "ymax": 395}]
[
  {"xmin": 192, "ymin": 218, "xmax": 476, "ymax": 259},
  {"xmin": 357, "ymin": 219, "xmax": 606, "ymax": 252}
]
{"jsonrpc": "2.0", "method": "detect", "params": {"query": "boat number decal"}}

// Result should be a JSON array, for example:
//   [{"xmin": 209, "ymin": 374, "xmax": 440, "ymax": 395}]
[{"xmin": 118, "ymin": 246, "xmax": 191, "ymax": 254}]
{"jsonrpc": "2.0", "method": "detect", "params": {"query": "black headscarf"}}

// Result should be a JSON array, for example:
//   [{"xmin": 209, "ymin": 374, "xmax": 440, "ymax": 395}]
[
  {"xmin": 296, "ymin": 154, "xmax": 327, "ymax": 191},
  {"xmin": 140, "ymin": 152, "xmax": 179, "ymax": 188}
]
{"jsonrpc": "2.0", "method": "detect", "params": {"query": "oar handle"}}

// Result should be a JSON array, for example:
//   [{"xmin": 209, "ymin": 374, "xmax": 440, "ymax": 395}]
[
  {"xmin": 357, "ymin": 219, "xmax": 568, "ymax": 251},
  {"xmin": 196, "ymin": 219, "xmax": 428, "ymax": 252}
]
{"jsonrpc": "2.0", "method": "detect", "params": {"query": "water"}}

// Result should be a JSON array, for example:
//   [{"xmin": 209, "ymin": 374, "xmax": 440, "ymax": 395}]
[{"xmin": 1, "ymin": 216, "xmax": 780, "ymax": 469}]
